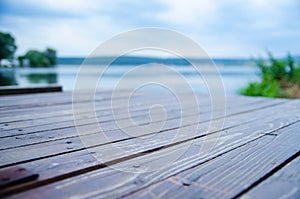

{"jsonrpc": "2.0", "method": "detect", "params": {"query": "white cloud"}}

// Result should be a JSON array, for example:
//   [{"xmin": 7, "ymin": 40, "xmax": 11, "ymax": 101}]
[
  {"xmin": 158, "ymin": 0, "xmax": 217, "ymax": 26},
  {"xmin": 0, "ymin": 14, "xmax": 122, "ymax": 56},
  {"xmin": 0, "ymin": 0, "xmax": 299, "ymax": 57},
  {"xmin": 41, "ymin": 0, "xmax": 95, "ymax": 12}
]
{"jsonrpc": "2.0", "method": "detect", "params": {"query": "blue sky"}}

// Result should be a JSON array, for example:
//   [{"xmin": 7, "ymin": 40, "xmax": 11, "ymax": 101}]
[{"xmin": 0, "ymin": 0, "xmax": 299, "ymax": 58}]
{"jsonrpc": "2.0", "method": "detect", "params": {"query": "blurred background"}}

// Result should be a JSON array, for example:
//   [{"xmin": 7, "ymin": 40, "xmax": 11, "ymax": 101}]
[{"xmin": 0, "ymin": 0, "xmax": 299, "ymax": 97}]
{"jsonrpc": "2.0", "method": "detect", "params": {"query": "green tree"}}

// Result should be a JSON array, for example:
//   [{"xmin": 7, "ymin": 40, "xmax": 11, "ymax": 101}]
[
  {"xmin": 23, "ymin": 48, "xmax": 57, "ymax": 67},
  {"xmin": 18, "ymin": 55, "xmax": 25, "ymax": 67},
  {"xmin": 0, "ymin": 32, "xmax": 17, "ymax": 66},
  {"xmin": 44, "ymin": 48, "xmax": 57, "ymax": 65},
  {"xmin": 25, "ymin": 50, "xmax": 50, "ymax": 67}
]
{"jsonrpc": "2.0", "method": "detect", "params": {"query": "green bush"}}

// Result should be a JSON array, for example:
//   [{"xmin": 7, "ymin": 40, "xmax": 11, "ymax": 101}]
[
  {"xmin": 240, "ymin": 52, "xmax": 300, "ymax": 98},
  {"xmin": 240, "ymin": 80, "xmax": 280, "ymax": 97}
]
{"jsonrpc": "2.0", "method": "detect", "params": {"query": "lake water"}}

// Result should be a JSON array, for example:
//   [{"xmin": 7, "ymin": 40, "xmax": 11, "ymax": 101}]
[{"xmin": 0, "ymin": 64, "xmax": 259, "ymax": 95}]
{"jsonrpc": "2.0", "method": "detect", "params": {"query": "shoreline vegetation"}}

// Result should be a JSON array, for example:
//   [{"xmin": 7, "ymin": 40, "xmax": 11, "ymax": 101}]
[
  {"xmin": 240, "ymin": 52, "xmax": 300, "ymax": 98},
  {"xmin": 18, "ymin": 48, "xmax": 57, "ymax": 68},
  {"xmin": 0, "ymin": 31, "xmax": 57, "ymax": 68}
]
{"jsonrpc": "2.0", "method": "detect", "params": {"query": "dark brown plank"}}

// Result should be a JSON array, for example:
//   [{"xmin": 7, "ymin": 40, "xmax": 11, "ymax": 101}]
[{"xmin": 0, "ymin": 167, "xmax": 39, "ymax": 189}]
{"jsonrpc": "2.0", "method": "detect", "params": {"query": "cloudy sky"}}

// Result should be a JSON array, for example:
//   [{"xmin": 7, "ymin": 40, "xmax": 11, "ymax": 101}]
[{"xmin": 0, "ymin": 0, "xmax": 299, "ymax": 58}]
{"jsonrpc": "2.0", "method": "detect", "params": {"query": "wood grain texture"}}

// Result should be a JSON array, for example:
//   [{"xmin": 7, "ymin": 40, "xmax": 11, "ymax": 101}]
[
  {"xmin": 0, "ymin": 92, "xmax": 262, "ymax": 122},
  {"xmin": 0, "ymin": 91, "xmax": 299, "ymax": 198},
  {"xmin": 0, "ymin": 94, "xmax": 212, "ymax": 131},
  {"xmin": 0, "ymin": 97, "xmax": 281, "ymax": 150},
  {"xmin": 7, "ymin": 122, "xmax": 300, "ymax": 198},
  {"xmin": 243, "ymin": 155, "xmax": 300, "ymax": 199},
  {"xmin": 121, "ymin": 122, "xmax": 300, "ymax": 199},
  {"xmin": 1, "ymin": 99, "xmax": 295, "ymax": 168}
]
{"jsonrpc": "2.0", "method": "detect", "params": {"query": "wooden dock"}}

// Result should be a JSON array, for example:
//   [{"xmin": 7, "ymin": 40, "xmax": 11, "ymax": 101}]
[
  {"xmin": 0, "ymin": 85, "xmax": 62, "ymax": 95},
  {"xmin": 0, "ymin": 90, "xmax": 300, "ymax": 198}
]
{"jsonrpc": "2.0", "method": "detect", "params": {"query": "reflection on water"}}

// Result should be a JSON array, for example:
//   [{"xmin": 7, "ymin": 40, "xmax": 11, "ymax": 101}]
[
  {"xmin": 0, "ymin": 65, "xmax": 259, "ymax": 94},
  {"xmin": 0, "ymin": 69, "xmax": 18, "ymax": 86},
  {"xmin": 24, "ymin": 73, "xmax": 57, "ymax": 84}
]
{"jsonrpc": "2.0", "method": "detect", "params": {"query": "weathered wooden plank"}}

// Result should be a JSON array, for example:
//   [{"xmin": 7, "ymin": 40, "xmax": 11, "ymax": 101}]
[
  {"xmin": 0, "ymin": 85, "xmax": 62, "ymax": 96},
  {"xmin": 6, "ymin": 118, "xmax": 300, "ymax": 198},
  {"xmin": 0, "ymin": 95, "xmax": 262, "ymax": 140},
  {"xmin": 0, "ymin": 90, "xmax": 153, "ymax": 117},
  {"xmin": 0, "ymin": 92, "xmax": 263, "ymax": 120},
  {"xmin": 125, "ymin": 124, "xmax": 300, "ymax": 199},
  {"xmin": 0, "ymin": 91, "xmax": 76, "ymax": 109},
  {"xmin": 1, "ymin": 100, "xmax": 299, "ymax": 197},
  {"xmin": 243, "ymin": 155, "xmax": 300, "ymax": 199},
  {"xmin": 0, "ymin": 98, "xmax": 294, "ymax": 166},
  {"xmin": 0, "ymin": 106, "xmax": 200, "ymax": 145},
  {"xmin": 0, "ymin": 90, "xmax": 253, "ymax": 106},
  {"xmin": 0, "ymin": 92, "xmax": 299, "ymax": 198},
  {"xmin": 0, "ymin": 90, "xmax": 212, "ymax": 113},
  {"xmin": 0, "ymin": 91, "xmax": 161, "ymax": 124},
  {"xmin": 0, "ymin": 95, "xmax": 264, "ymax": 129},
  {"xmin": 0, "ymin": 91, "xmax": 217, "ymax": 124},
  {"xmin": 0, "ymin": 95, "xmax": 282, "ymax": 138},
  {"xmin": 0, "ymin": 89, "xmax": 133, "ymax": 107},
  {"xmin": 0, "ymin": 93, "xmax": 211, "ymax": 129}
]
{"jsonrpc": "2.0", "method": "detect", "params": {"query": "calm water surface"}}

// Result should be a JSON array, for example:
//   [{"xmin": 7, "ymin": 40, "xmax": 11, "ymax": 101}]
[{"xmin": 0, "ymin": 64, "xmax": 259, "ymax": 95}]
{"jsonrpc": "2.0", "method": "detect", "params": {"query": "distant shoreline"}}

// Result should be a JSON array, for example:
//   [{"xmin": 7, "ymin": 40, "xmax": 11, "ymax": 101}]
[{"xmin": 58, "ymin": 56, "xmax": 256, "ymax": 66}]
